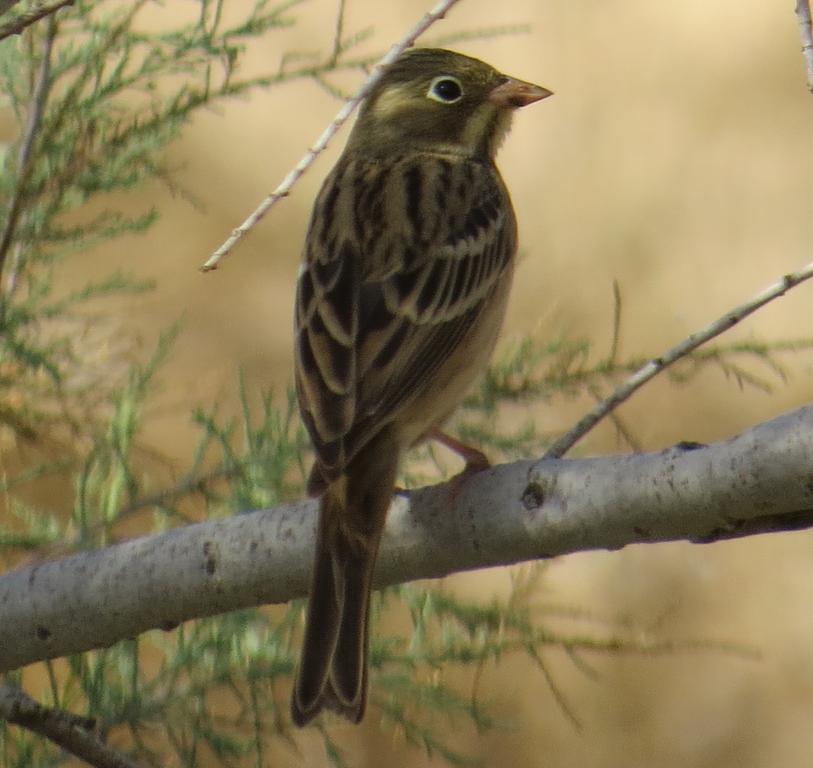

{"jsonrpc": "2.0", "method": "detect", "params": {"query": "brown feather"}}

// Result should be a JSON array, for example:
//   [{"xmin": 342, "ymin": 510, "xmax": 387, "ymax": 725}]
[{"xmin": 291, "ymin": 47, "xmax": 550, "ymax": 726}]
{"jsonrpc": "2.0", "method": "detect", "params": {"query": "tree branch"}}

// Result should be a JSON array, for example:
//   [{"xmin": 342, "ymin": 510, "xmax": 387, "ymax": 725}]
[
  {"xmin": 200, "ymin": 0, "xmax": 466, "ymax": 271},
  {"xmin": 796, "ymin": 0, "xmax": 813, "ymax": 92},
  {"xmin": 0, "ymin": 0, "xmax": 73, "ymax": 42},
  {"xmin": 2, "ymin": 403, "xmax": 813, "ymax": 673},
  {"xmin": 0, "ymin": 684, "xmax": 142, "ymax": 768},
  {"xmin": 0, "ymin": 12, "xmax": 56, "ymax": 282},
  {"xmin": 544, "ymin": 257, "xmax": 813, "ymax": 458}
]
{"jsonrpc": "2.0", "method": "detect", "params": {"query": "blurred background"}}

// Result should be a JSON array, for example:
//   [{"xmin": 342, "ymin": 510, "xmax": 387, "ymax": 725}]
[{"xmin": 5, "ymin": 0, "xmax": 813, "ymax": 765}]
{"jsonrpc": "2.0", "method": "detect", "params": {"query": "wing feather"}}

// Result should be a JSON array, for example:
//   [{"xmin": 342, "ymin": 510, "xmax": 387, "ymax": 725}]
[{"xmin": 295, "ymin": 153, "xmax": 516, "ymax": 483}]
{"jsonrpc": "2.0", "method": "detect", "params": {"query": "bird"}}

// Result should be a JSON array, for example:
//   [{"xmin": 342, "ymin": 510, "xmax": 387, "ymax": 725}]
[{"xmin": 291, "ymin": 47, "xmax": 551, "ymax": 727}]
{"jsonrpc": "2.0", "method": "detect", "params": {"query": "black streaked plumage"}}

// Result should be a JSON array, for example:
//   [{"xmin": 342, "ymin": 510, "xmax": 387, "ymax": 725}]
[{"xmin": 291, "ymin": 47, "xmax": 551, "ymax": 727}]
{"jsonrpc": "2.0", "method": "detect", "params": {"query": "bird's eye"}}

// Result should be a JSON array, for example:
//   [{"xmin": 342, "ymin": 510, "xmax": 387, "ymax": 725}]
[{"xmin": 427, "ymin": 76, "xmax": 464, "ymax": 104}]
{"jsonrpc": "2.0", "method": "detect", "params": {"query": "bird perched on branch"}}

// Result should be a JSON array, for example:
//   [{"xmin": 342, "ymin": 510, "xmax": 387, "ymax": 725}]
[{"xmin": 292, "ymin": 47, "xmax": 551, "ymax": 726}]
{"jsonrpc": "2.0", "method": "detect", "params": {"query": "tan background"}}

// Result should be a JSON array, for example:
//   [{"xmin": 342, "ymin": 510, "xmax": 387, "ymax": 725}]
[{"xmin": 14, "ymin": 0, "xmax": 813, "ymax": 765}]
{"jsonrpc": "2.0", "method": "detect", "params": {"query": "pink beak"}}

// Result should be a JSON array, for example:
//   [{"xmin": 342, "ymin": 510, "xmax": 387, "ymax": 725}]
[{"xmin": 489, "ymin": 77, "xmax": 553, "ymax": 109}]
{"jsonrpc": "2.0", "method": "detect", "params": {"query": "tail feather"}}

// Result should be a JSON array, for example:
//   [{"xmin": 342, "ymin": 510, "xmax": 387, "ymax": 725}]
[
  {"xmin": 291, "ymin": 511, "xmax": 341, "ymax": 726},
  {"xmin": 328, "ymin": 544, "xmax": 373, "ymax": 716},
  {"xmin": 291, "ymin": 429, "xmax": 399, "ymax": 727}
]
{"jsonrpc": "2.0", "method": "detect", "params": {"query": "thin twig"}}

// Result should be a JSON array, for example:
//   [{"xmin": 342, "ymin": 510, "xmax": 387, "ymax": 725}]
[
  {"xmin": 0, "ymin": 685, "xmax": 143, "ymax": 768},
  {"xmin": 4, "ymin": 238, "xmax": 25, "ymax": 298},
  {"xmin": 587, "ymin": 383, "xmax": 641, "ymax": 452},
  {"xmin": 796, "ymin": 0, "xmax": 813, "ymax": 92},
  {"xmin": 115, "ymin": 464, "xmax": 235, "ymax": 519},
  {"xmin": 527, "ymin": 647, "xmax": 583, "ymax": 732},
  {"xmin": 544, "ymin": 258, "xmax": 813, "ymax": 459},
  {"xmin": 330, "ymin": 0, "xmax": 346, "ymax": 65},
  {"xmin": 608, "ymin": 279, "xmax": 622, "ymax": 364},
  {"xmin": 0, "ymin": 14, "xmax": 57, "ymax": 283},
  {"xmin": 0, "ymin": 0, "xmax": 72, "ymax": 41},
  {"xmin": 200, "ymin": 0, "xmax": 465, "ymax": 272}
]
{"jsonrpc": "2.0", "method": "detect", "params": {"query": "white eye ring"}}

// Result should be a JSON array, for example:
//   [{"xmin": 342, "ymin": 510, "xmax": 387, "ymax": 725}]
[{"xmin": 426, "ymin": 75, "xmax": 464, "ymax": 104}]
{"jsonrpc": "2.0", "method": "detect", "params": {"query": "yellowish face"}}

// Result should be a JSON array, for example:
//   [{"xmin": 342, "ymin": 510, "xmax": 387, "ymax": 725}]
[
  {"xmin": 367, "ymin": 77, "xmax": 512, "ymax": 157},
  {"xmin": 352, "ymin": 49, "xmax": 513, "ymax": 159}
]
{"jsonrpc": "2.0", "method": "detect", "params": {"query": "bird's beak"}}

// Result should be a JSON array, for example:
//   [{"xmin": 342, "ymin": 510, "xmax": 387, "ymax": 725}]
[{"xmin": 489, "ymin": 77, "xmax": 553, "ymax": 109}]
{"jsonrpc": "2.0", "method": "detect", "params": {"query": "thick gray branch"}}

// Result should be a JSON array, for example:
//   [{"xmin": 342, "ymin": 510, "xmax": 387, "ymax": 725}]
[{"xmin": 2, "ymin": 405, "xmax": 813, "ymax": 673}]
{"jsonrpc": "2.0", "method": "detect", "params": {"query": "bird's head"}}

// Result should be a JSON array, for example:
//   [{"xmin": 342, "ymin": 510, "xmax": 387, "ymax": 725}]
[{"xmin": 349, "ymin": 48, "xmax": 552, "ymax": 159}]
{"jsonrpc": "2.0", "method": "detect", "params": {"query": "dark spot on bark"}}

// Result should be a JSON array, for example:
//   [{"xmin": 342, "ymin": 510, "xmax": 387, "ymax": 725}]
[
  {"xmin": 522, "ymin": 482, "xmax": 544, "ymax": 510},
  {"xmin": 673, "ymin": 441, "xmax": 705, "ymax": 452},
  {"xmin": 203, "ymin": 541, "xmax": 217, "ymax": 576},
  {"xmin": 36, "ymin": 625, "xmax": 52, "ymax": 642},
  {"xmin": 77, "ymin": 715, "xmax": 96, "ymax": 730},
  {"xmin": 467, "ymin": 508, "xmax": 480, "ymax": 552}
]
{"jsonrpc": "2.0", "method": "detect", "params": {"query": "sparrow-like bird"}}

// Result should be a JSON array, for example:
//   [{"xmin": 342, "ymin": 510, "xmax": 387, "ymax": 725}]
[{"xmin": 292, "ymin": 47, "xmax": 551, "ymax": 726}]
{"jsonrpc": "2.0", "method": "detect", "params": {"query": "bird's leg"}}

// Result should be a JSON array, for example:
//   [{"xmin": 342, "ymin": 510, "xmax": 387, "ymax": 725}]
[
  {"xmin": 426, "ymin": 428, "xmax": 491, "ymax": 505},
  {"xmin": 427, "ymin": 428, "xmax": 490, "ymax": 475}
]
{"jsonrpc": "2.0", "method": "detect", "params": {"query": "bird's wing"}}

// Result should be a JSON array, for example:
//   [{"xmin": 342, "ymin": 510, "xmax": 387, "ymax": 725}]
[{"xmin": 295, "ymin": 153, "xmax": 516, "ymax": 484}]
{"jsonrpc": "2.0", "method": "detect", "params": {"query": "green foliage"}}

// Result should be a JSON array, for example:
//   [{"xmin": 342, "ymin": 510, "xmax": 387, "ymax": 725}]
[
  {"xmin": 456, "ymin": 329, "xmax": 813, "ymax": 460},
  {"xmin": 0, "ymin": 0, "xmax": 374, "ymax": 443},
  {"xmin": 0, "ymin": 2, "xmax": 805, "ymax": 767}
]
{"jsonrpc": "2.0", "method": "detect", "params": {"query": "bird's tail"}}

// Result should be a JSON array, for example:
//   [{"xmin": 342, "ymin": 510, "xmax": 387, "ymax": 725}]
[{"xmin": 291, "ymin": 430, "xmax": 398, "ymax": 726}]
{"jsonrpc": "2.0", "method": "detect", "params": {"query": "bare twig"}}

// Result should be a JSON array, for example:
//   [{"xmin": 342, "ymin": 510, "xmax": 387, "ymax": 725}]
[
  {"xmin": 544, "ymin": 258, "xmax": 813, "ymax": 459},
  {"xmin": 527, "ymin": 647, "xmax": 583, "ymax": 731},
  {"xmin": 0, "ymin": 0, "xmax": 72, "ymax": 41},
  {"xmin": 200, "ymin": 0, "xmax": 465, "ymax": 272},
  {"xmin": 0, "ymin": 685, "xmax": 142, "ymax": 768},
  {"xmin": 796, "ymin": 0, "xmax": 813, "ymax": 92},
  {"xmin": 608, "ymin": 279, "xmax": 622, "ymax": 364},
  {"xmin": 4, "ymin": 238, "xmax": 26, "ymax": 298},
  {"xmin": 587, "ymin": 383, "xmax": 641, "ymax": 452},
  {"xmin": 115, "ymin": 464, "xmax": 235, "ymax": 519},
  {"xmin": 330, "ymin": 0, "xmax": 346, "ymax": 65},
  {"xmin": 0, "ymin": 14, "xmax": 57, "ymax": 282}
]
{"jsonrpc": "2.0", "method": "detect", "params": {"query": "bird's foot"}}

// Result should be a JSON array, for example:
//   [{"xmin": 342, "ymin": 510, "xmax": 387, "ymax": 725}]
[
  {"xmin": 428, "ymin": 428, "xmax": 491, "ymax": 475},
  {"xmin": 428, "ymin": 428, "xmax": 491, "ymax": 503}
]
